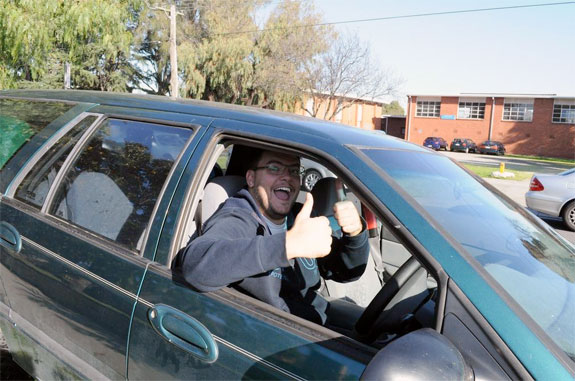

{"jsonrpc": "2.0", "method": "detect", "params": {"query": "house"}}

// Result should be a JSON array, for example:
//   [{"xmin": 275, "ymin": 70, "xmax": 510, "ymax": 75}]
[
  {"xmin": 405, "ymin": 94, "xmax": 575, "ymax": 159},
  {"xmin": 293, "ymin": 94, "xmax": 384, "ymax": 131}
]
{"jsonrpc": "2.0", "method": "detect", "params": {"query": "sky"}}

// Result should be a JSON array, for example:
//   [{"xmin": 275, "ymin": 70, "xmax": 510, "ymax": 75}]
[{"xmin": 298, "ymin": 0, "xmax": 575, "ymax": 105}]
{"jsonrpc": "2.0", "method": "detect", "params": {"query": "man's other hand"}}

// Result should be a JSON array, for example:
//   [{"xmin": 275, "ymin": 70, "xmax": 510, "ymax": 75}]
[
  {"xmin": 333, "ymin": 201, "xmax": 363, "ymax": 237},
  {"xmin": 286, "ymin": 193, "xmax": 332, "ymax": 260}
]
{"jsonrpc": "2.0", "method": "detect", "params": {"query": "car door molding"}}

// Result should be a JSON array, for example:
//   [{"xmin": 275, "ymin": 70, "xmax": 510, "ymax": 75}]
[{"xmin": 21, "ymin": 236, "xmax": 141, "ymax": 301}]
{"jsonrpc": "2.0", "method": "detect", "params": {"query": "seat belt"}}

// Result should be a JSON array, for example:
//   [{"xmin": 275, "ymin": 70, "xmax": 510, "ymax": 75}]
[{"xmin": 194, "ymin": 200, "xmax": 203, "ymax": 236}]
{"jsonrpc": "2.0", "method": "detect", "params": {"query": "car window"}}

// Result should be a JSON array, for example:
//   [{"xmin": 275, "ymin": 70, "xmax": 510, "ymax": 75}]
[
  {"xmin": 48, "ymin": 119, "xmax": 192, "ymax": 251},
  {"xmin": 362, "ymin": 148, "xmax": 575, "ymax": 360},
  {"xmin": 0, "ymin": 98, "xmax": 75, "ymax": 170},
  {"xmin": 14, "ymin": 115, "xmax": 98, "ymax": 208},
  {"xmin": 177, "ymin": 141, "xmax": 431, "ymax": 334}
]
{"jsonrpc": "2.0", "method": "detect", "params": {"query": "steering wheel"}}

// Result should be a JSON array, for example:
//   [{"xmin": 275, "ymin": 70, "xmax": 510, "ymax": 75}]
[{"xmin": 354, "ymin": 256, "xmax": 425, "ymax": 344}]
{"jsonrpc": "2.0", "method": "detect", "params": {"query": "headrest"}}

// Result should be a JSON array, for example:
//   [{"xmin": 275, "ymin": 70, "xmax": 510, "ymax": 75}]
[
  {"xmin": 201, "ymin": 175, "xmax": 246, "ymax": 224},
  {"xmin": 310, "ymin": 177, "xmax": 342, "ymax": 218}
]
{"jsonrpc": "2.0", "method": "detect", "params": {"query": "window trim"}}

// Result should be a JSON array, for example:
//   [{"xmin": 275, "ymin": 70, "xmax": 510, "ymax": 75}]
[
  {"xmin": 38, "ymin": 115, "xmax": 196, "ymax": 256},
  {"xmin": 552, "ymin": 102, "xmax": 575, "ymax": 124},
  {"xmin": 416, "ymin": 100, "xmax": 441, "ymax": 118},
  {"xmin": 502, "ymin": 99, "xmax": 534, "ymax": 122},
  {"xmin": 5, "ymin": 112, "xmax": 103, "ymax": 198},
  {"xmin": 457, "ymin": 100, "xmax": 486, "ymax": 120}
]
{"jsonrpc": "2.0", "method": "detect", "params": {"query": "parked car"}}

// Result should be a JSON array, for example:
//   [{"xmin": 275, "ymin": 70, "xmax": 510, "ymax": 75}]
[
  {"xmin": 422, "ymin": 136, "xmax": 448, "ymax": 150},
  {"xmin": 1, "ymin": 90, "xmax": 574, "ymax": 380},
  {"xmin": 450, "ymin": 138, "xmax": 477, "ymax": 153},
  {"xmin": 525, "ymin": 168, "xmax": 575, "ymax": 231},
  {"xmin": 478, "ymin": 140, "xmax": 506, "ymax": 155},
  {"xmin": 300, "ymin": 157, "xmax": 336, "ymax": 191}
]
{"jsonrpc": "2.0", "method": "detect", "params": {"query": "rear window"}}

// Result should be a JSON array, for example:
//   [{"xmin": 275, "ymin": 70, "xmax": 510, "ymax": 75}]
[{"xmin": 0, "ymin": 98, "xmax": 75, "ymax": 170}]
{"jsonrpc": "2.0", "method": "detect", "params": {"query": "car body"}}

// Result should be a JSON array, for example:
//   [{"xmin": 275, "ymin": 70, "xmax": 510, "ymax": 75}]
[
  {"xmin": 0, "ymin": 90, "xmax": 574, "ymax": 380},
  {"xmin": 478, "ymin": 140, "xmax": 506, "ymax": 155},
  {"xmin": 300, "ymin": 157, "xmax": 336, "ymax": 191},
  {"xmin": 422, "ymin": 136, "xmax": 448, "ymax": 150},
  {"xmin": 525, "ymin": 168, "xmax": 575, "ymax": 231},
  {"xmin": 450, "ymin": 138, "xmax": 477, "ymax": 153}
]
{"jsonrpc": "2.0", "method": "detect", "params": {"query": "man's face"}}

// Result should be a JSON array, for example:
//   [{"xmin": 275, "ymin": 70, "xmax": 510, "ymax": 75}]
[{"xmin": 246, "ymin": 151, "xmax": 301, "ymax": 224}]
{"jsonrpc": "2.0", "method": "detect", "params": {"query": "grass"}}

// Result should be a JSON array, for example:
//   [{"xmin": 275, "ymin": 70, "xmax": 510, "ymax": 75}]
[
  {"xmin": 463, "ymin": 164, "xmax": 533, "ymax": 181},
  {"xmin": 506, "ymin": 154, "xmax": 575, "ymax": 165}
]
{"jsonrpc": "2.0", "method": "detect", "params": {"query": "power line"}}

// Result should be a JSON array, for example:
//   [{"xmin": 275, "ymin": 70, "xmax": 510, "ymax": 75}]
[{"xmin": 210, "ymin": 1, "xmax": 575, "ymax": 36}]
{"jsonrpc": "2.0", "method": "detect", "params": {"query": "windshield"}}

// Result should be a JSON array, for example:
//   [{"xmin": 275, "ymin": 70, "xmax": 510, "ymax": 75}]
[{"xmin": 362, "ymin": 148, "xmax": 575, "ymax": 360}]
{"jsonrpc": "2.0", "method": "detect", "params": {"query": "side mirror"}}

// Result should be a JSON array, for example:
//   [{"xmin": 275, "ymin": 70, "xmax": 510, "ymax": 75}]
[{"xmin": 361, "ymin": 328, "xmax": 474, "ymax": 380}]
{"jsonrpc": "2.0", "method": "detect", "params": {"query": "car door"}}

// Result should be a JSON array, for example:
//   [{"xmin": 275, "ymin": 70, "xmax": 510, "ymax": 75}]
[
  {"xmin": 126, "ymin": 121, "xmax": 376, "ymax": 379},
  {"xmin": 0, "ymin": 111, "xmax": 204, "ymax": 380}
]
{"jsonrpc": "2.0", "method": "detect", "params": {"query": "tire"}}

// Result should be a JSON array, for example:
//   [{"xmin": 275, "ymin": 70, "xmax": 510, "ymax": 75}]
[
  {"xmin": 302, "ymin": 169, "xmax": 322, "ymax": 192},
  {"xmin": 562, "ymin": 201, "xmax": 575, "ymax": 231}
]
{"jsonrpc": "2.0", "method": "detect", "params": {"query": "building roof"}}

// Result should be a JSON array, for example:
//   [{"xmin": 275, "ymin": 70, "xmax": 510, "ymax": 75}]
[{"xmin": 407, "ymin": 93, "xmax": 575, "ymax": 99}]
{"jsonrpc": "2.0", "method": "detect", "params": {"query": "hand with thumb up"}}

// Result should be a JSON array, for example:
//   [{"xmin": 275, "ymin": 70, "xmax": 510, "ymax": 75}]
[{"xmin": 285, "ymin": 193, "xmax": 333, "ymax": 260}]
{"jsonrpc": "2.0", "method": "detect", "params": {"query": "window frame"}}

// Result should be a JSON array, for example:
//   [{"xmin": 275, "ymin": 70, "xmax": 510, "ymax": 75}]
[
  {"xmin": 457, "ymin": 101, "xmax": 486, "ymax": 120},
  {"xmin": 502, "ymin": 99, "xmax": 534, "ymax": 122},
  {"xmin": 8, "ymin": 114, "xmax": 197, "ymax": 256},
  {"xmin": 552, "ymin": 102, "xmax": 575, "ymax": 124},
  {"xmin": 416, "ymin": 100, "xmax": 441, "ymax": 118},
  {"xmin": 5, "ymin": 112, "xmax": 104, "ymax": 199}
]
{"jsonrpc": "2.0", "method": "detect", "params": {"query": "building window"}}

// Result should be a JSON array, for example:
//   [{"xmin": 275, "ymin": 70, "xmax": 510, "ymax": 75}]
[
  {"xmin": 553, "ymin": 103, "xmax": 575, "ymax": 124},
  {"xmin": 503, "ymin": 99, "xmax": 534, "ymax": 121},
  {"xmin": 416, "ymin": 101, "xmax": 441, "ymax": 117},
  {"xmin": 458, "ymin": 101, "xmax": 485, "ymax": 119}
]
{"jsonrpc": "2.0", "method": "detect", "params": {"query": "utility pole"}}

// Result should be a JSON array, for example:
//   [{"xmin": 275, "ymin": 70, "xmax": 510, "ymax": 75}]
[
  {"xmin": 152, "ymin": 3, "xmax": 183, "ymax": 98},
  {"xmin": 169, "ymin": 4, "xmax": 178, "ymax": 99}
]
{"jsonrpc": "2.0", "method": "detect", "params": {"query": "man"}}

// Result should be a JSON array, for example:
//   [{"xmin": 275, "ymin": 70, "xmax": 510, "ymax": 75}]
[{"xmin": 174, "ymin": 148, "xmax": 369, "ymax": 325}]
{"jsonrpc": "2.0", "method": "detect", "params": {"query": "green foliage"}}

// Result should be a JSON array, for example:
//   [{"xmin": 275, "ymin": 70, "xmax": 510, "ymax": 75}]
[
  {"xmin": 382, "ymin": 101, "xmax": 405, "ymax": 116},
  {"xmin": 0, "ymin": 0, "xmax": 142, "ymax": 91}
]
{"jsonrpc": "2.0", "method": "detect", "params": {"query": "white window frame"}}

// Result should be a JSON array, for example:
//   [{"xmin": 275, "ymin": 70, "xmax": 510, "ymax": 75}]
[
  {"xmin": 458, "ymin": 97, "xmax": 485, "ymax": 119},
  {"xmin": 502, "ymin": 98, "xmax": 534, "ymax": 122},
  {"xmin": 416, "ymin": 97, "xmax": 441, "ymax": 118},
  {"xmin": 552, "ymin": 100, "xmax": 575, "ymax": 124}
]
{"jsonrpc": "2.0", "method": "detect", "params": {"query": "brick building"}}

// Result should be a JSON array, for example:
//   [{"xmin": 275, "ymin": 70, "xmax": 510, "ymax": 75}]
[
  {"xmin": 405, "ymin": 94, "xmax": 575, "ymax": 159},
  {"xmin": 294, "ymin": 94, "xmax": 383, "ymax": 131}
]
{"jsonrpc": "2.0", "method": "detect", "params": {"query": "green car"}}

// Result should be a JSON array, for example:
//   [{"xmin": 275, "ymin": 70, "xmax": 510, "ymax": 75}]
[{"xmin": 0, "ymin": 90, "xmax": 573, "ymax": 380}]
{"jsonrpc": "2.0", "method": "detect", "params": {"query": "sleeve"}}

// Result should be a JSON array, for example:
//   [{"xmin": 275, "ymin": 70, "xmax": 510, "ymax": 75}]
[
  {"xmin": 317, "ymin": 219, "xmax": 370, "ymax": 283},
  {"xmin": 175, "ymin": 209, "xmax": 291, "ymax": 292}
]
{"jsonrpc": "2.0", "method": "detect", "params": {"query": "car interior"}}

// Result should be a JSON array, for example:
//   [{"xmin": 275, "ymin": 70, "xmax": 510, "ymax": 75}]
[{"xmin": 174, "ymin": 140, "xmax": 438, "ymax": 348}]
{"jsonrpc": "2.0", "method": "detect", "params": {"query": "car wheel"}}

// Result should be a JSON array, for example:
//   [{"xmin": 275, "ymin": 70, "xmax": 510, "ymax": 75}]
[
  {"xmin": 303, "ymin": 169, "xmax": 322, "ymax": 192},
  {"xmin": 562, "ymin": 201, "xmax": 575, "ymax": 231}
]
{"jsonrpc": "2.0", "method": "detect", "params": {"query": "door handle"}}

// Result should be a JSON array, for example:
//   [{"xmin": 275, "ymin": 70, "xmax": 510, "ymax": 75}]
[
  {"xmin": 148, "ymin": 304, "xmax": 219, "ymax": 363},
  {"xmin": 0, "ymin": 222, "xmax": 22, "ymax": 253}
]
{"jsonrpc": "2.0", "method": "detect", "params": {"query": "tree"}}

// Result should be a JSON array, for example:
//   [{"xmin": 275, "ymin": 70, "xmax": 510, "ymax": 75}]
[
  {"xmin": 131, "ymin": 0, "xmax": 330, "ymax": 109},
  {"xmin": 0, "ymin": 0, "xmax": 141, "ymax": 91},
  {"xmin": 382, "ymin": 100, "xmax": 405, "ymax": 115},
  {"xmin": 301, "ymin": 32, "xmax": 402, "ymax": 120}
]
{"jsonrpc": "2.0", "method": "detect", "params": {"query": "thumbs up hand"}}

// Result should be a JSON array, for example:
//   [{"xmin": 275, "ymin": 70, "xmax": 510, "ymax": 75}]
[
  {"xmin": 285, "ymin": 193, "xmax": 332, "ymax": 260},
  {"xmin": 333, "ymin": 201, "xmax": 363, "ymax": 237}
]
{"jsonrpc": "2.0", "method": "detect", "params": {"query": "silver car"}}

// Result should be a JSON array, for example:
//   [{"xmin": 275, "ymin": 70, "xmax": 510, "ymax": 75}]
[
  {"xmin": 525, "ymin": 168, "xmax": 575, "ymax": 231},
  {"xmin": 300, "ymin": 157, "xmax": 336, "ymax": 191}
]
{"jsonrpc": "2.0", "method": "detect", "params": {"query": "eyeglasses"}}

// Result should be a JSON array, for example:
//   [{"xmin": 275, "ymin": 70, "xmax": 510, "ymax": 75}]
[{"xmin": 253, "ymin": 164, "xmax": 304, "ymax": 178}]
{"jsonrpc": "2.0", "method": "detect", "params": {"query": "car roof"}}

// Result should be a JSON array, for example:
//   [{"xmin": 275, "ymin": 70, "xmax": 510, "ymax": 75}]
[{"xmin": 1, "ymin": 89, "xmax": 426, "ymax": 153}]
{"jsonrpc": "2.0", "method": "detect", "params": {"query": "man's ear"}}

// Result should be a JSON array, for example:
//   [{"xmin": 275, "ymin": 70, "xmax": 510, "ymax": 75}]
[{"xmin": 246, "ymin": 170, "xmax": 255, "ymax": 188}]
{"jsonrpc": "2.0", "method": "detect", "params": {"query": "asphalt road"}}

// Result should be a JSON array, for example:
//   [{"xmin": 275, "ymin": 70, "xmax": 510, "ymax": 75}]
[{"xmin": 1, "ymin": 151, "xmax": 574, "ymax": 379}]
